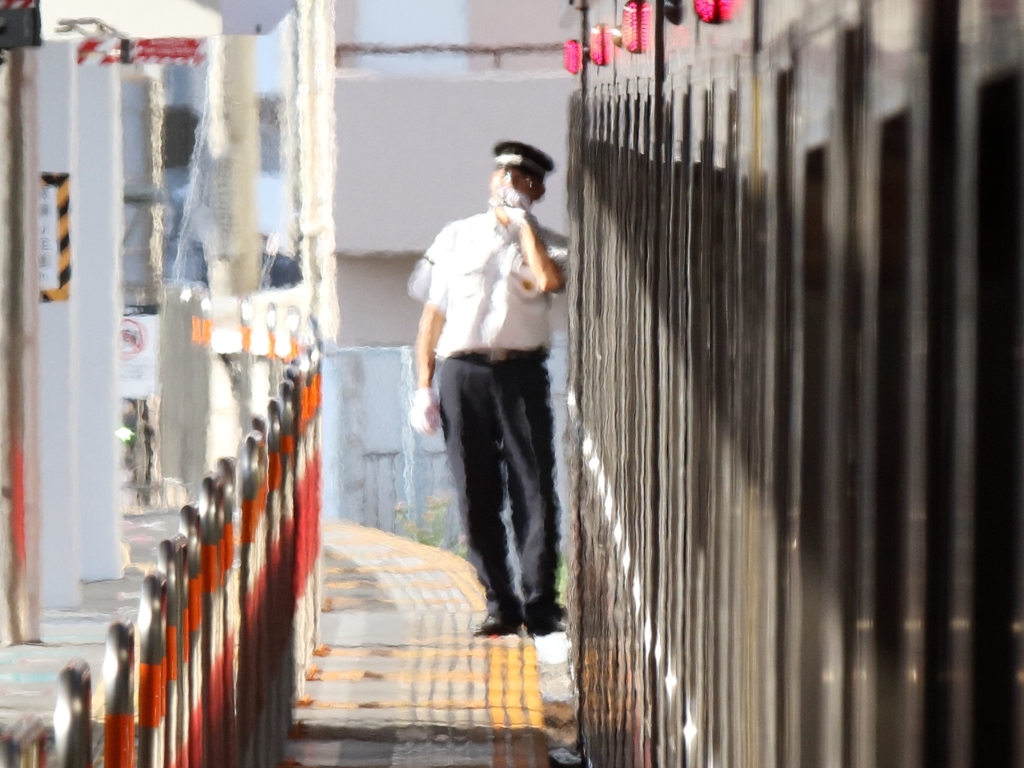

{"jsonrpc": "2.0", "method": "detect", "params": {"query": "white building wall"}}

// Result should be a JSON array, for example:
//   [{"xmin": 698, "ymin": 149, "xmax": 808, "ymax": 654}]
[
  {"xmin": 37, "ymin": 41, "xmax": 81, "ymax": 608},
  {"xmin": 334, "ymin": 71, "xmax": 573, "ymax": 257},
  {"xmin": 41, "ymin": 0, "xmax": 292, "ymax": 39},
  {"xmin": 76, "ymin": 66, "xmax": 124, "ymax": 581}
]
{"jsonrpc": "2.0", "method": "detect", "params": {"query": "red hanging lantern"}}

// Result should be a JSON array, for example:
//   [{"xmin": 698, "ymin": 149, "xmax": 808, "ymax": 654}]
[
  {"xmin": 641, "ymin": 2, "xmax": 653, "ymax": 48},
  {"xmin": 589, "ymin": 24, "xmax": 612, "ymax": 66},
  {"xmin": 563, "ymin": 40, "xmax": 583, "ymax": 74},
  {"xmin": 694, "ymin": 0, "xmax": 740, "ymax": 23},
  {"xmin": 622, "ymin": 1, "xmax": 654, "ymax": 53}
]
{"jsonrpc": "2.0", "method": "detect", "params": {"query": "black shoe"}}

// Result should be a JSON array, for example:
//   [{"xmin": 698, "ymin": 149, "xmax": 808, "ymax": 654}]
[
  {"xmin": 525, "ymin": 612, "xmax": 566, "ymax": 637},
  {"xmin": 474, "ymin": 612, "xmax": 522, "ymax": 637}
]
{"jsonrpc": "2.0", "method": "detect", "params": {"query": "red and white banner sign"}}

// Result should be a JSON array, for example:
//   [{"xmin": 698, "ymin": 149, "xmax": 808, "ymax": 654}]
[
  {"xmin": 131, "ymin": 38, "xmax": 205, "ymax": 66},
  {"xmin": 77, "ymin": 38, "xmax": 122, "ymax": 66},
  {"xmin": 77, "ymin": 38, "xmax": 205, "ymax": 66},
  {"xmin": 0, "ymin": 1, "xmax": 38, "ymax": 8}
]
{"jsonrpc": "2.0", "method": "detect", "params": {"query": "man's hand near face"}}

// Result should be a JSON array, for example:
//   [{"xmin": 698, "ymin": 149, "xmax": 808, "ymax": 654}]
[{"xmin": 494, "ymin": 207, "xmax": 563, "ymax": 293}]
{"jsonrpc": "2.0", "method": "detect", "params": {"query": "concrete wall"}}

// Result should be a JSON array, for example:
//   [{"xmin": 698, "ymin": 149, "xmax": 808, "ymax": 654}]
[
  {"xmin": 334, "ymin": 71, "xmax": 574, "ymax": 255},
  {"xmin": 337, "ymin": 255, "xmax": 422, "ymax": 347}
]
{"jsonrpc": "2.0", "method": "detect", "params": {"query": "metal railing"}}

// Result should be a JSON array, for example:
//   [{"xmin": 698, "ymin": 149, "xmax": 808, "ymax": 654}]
[{"xmin": 10, "ymin": 340, "xmax": 324, "ymax": 768}]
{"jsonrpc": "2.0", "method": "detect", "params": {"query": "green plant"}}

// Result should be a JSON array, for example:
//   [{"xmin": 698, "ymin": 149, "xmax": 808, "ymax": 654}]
[
  {"xmin": 393, "ymin": 495, "xmax": 461, "ymax": 553},
  {"xmin": 556, "ymin": 558, "xmax": 568, "ymax": 604}
]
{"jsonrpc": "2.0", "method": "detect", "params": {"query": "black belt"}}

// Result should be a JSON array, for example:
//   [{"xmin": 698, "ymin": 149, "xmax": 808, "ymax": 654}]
[{"xmin": 448, "ymin": 347, "xmax": 548, "ymax": 364}]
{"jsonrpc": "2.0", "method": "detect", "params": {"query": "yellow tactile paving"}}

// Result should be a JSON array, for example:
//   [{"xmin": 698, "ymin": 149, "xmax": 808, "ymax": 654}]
[
  {"xmin": 300, "ymin": 698, "xmax": 489, "ymax": 711},
  {"xmin": 289, "ymin": 521, "xmax": 549, "ymax": 767},
  {"xmin": 317, "ymin": 669, "xmax": 485, "ymax": 684},
  {"xmin": 323, "ymin": 646, "xmax": 489, "ymax": 660}
]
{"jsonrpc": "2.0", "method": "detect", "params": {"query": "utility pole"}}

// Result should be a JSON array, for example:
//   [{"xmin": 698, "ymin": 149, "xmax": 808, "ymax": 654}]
[
  {"xmin": 0, "ymin": 45, "xmax": 41, "ymax": 645},
  {"xmin": 203, "ymin": 35, "xmax": 261, "ymax": 467},
  {"xmin": 298, "ymin": 0, "xmax": 337, "ymax": 343}
]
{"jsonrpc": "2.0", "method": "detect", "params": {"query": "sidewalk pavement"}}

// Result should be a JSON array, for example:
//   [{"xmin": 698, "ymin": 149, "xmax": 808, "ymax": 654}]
[
  {"xmin": 285, "ymin": 522, "xmax": 576, "ymax": 768},
  {"xmin": 0, "ymin": 515, "xmax": 578, "ymax": 768},
  {"xmin": 0, "ymin": 511, "xmax": 180, "ymax": 751}
]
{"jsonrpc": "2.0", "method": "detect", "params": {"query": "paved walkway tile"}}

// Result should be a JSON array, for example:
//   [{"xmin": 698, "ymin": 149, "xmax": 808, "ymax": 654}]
[
  {"xmin": 0, "ymin": 511, "xmax": 180, "ymax": 732},
  {"xmin": 285, "ymin": 522, "xmax": 557, "ymax": 768}
]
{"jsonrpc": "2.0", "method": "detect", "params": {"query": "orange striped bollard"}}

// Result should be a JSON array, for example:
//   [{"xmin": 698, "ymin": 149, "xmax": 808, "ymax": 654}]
[
  {"xmin": 55, "ymin": 659, "xmax": 92, "ymax": 768},
  {"xmin": 307, "ymin": 345, "xmax": 323, "ymax": 652},
  {"xmin": 249, "ymin": 416, "xmax": 270, "ymax": 753},
  {"xmin": 238, "ymin": 433, "xmax": 264, "ymax": 768},
  {"xmin": 103, "ymin": 621, "xmax": 135, "ymax": 768},
  {"xmin": 278, "ymin": 377, "xmax": 299, "ymax": 710},
  {"xmin": 284, "ymin": 365, "xmax": 313, "ymax": 700},
  {"xmin": 265, "ymin": 397, "xmax": 289, "ymax": 766},
  {"xmin": 217, "ymin": 457, "xmax": 239, "ymax": 768},
  {"xmin": 199, "ymin": 476, "xmax": 224, "ymax": 768},
  {"xmin": 138, "ymin": 572, "xmax": 166, "ymax": 768},
  {"xmin": 0, "ymin": 715, "xmax": 47, "ymax": 768},
  {"xmin": 158, "ymin": 537, "xmax": 186, "ymax": 768},
  {"xmin": 178, "ymin": 505, "xmax": 201, "ymax": 768}
]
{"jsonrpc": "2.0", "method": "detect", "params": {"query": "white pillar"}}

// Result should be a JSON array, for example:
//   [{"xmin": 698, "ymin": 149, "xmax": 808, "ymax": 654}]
[
  {"xmin": 37, "ymin": 42, "xmax": 80, "ymax": 608},
  {"xmin": 75, "ymin": 64, "xmax": 123, "ymax": 581},
  {"xmin": 0, "ymin": 48, "xmax": 42, "ymax": 644}
]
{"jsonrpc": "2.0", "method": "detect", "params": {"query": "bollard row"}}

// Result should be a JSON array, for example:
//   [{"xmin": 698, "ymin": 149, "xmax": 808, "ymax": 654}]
[
  {"xmin": 40, "ymin": 340, "xmax": 324, "ymax": 768},
  {"xmin": 0, "ymin": 714, "xmax": 47, "ymax": 768}
]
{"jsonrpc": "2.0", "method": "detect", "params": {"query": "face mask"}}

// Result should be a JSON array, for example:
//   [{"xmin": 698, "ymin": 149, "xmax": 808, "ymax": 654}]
[{"xmin": 493, "ymin": 182, "xmax": 533, "ymax": 212}]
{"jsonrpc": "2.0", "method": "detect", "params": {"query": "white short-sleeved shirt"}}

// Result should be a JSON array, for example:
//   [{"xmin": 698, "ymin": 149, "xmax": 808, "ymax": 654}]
[{"xmin": 409, "ymin": 210, "xmax": 568, "ymax": 358}]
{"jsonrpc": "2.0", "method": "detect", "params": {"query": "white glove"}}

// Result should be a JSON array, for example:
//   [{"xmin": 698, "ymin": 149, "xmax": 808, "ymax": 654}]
[
  {"xmin": 410, "ymin": 387, "xmax": 441, "ymax": 436},
  {"xmin": 503, "ymin": 205, "xmax": 528, "ymax": 222}
]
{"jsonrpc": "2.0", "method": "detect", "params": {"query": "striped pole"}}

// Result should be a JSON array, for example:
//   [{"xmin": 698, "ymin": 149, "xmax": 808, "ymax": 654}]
[
  {"xmin": 178, "ymin": 505, "xmax": 201, "ymax": 768},
  {"xmin": 237, "ymin": 433, "xmax": 261, "ymax": 768},
  {"xmin": 0, "ymin": 715, "xmax": 47, "ymax": 768},
  {"xmin": 216, "ymin": 458, "xmax": 238, "ymax": 768},
  {"xmin": 54, "ymin": 659, "xmax": 92, "ymax": 768},
  {"xmin": 283, "ymin": 367, "xmax": 312, "ymax": 702},
  {"xmin": 138, "ymin": 572, "xmax": 166, "ymax": 768},
  {"xmin": 278, "ymin": 379, "xmax": 298, "ymax": 717},
  {"xmin": 308, "ymin": 345, "xmax": 324, "ymax": 653},
  {"xmin": 198, "ymin": 475, "xmax": 223, "ymax": 768},
  {"xmin": 103, "ymin": 621, "xmax": 135, "ymax": 768},
  {"xmin": 157, "ymin": 538, "xmax": 185, "ymax": 768},
  {"xmin": 265, "ymin": 397, "xmax": 288, "ymax": 766},
  {"xmin": 285, "ymin": 364, "xmax": 308, "ymax": 703},
  {"xmin": 248, "ymin": 417, "xmax": 270, "ymax": 768}
]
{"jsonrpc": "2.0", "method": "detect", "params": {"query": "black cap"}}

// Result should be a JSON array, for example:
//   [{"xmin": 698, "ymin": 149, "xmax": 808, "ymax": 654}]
[{"xmin": 493, "ymin": 141, "xmax": 555, "ymax": 180}]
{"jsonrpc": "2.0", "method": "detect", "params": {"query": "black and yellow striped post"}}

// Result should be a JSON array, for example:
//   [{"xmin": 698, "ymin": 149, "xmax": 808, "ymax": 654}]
[{"xmin": 39, "ymin": 173, "xmax": 71, "ymax": 302}]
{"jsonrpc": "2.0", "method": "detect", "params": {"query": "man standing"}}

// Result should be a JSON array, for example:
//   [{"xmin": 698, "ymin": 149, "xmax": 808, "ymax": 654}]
[{"xmin": 408, "ymin": 142, "xmax": 567, "ymax": 637}]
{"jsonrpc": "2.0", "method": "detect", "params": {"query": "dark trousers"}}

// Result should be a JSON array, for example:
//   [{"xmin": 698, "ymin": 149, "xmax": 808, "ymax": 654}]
[{"xmin": 438, "ymin": 355, "xmax": 561, "ymax": 622}]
